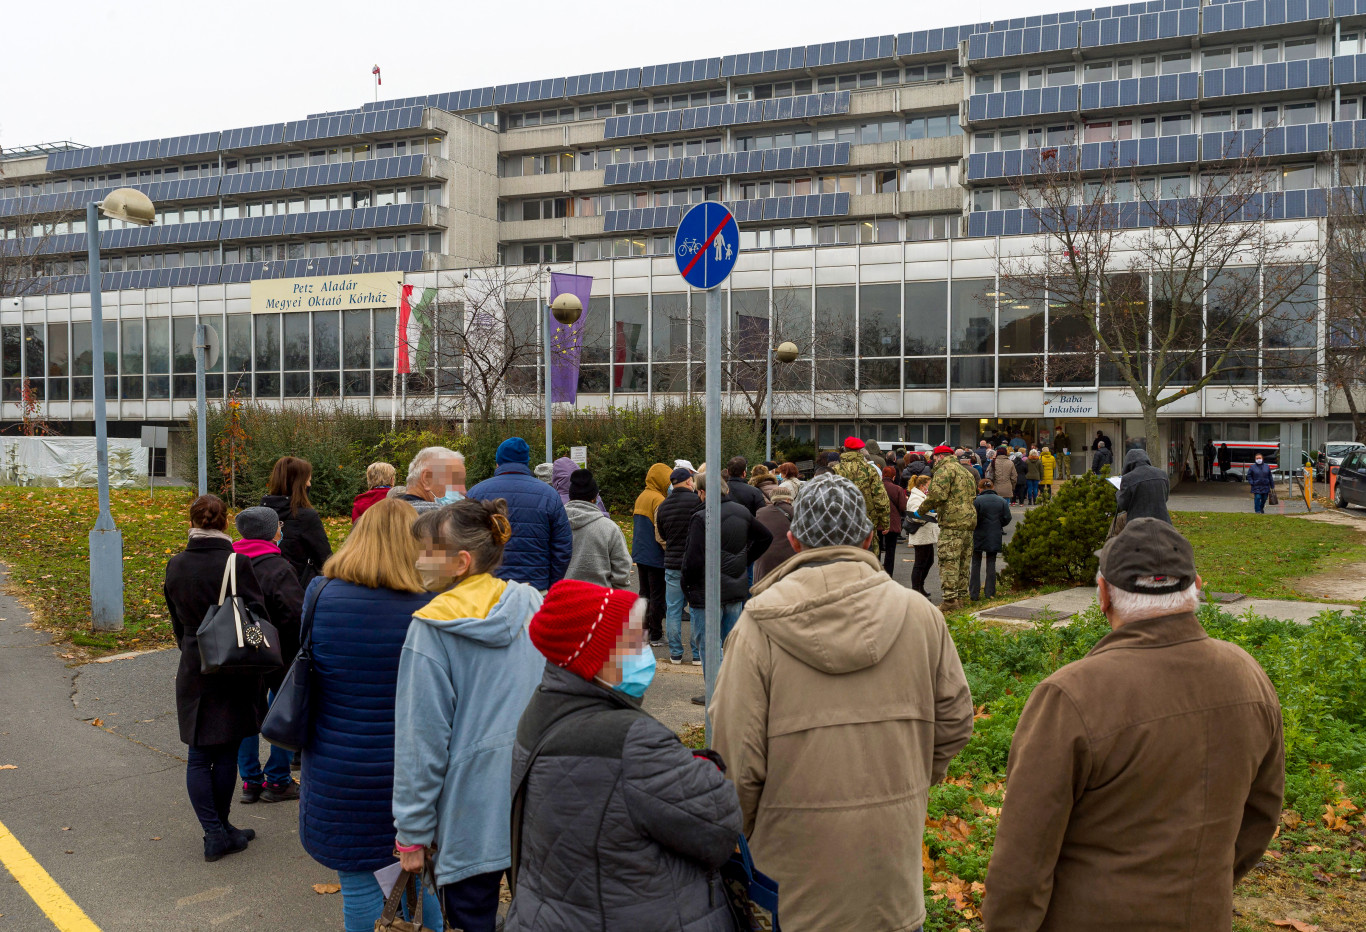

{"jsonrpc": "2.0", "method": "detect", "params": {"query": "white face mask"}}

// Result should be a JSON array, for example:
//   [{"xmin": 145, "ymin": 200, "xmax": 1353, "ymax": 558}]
[{"xmin": 1255, "ymin": 458, "xmax": 1263, "ymax": 464}]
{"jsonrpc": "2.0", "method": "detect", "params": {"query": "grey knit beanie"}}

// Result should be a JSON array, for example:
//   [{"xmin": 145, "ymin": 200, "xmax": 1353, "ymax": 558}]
[
  {"xmin": 235, "ymin": 506, "xmax": 281, "ymax": 541},
  {"xmin": 789, "ymin": 473, "xmax": 873, "ymax": 549}
]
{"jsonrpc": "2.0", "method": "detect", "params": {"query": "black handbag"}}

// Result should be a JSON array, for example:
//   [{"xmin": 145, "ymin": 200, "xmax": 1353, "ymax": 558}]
[
  {"xmin": 196, "ymin": 553, "xmax": 283, "ymax": 675},
  {"xmin": 260, "ymin": 580, "xmax": 330, "ymax": 753}
]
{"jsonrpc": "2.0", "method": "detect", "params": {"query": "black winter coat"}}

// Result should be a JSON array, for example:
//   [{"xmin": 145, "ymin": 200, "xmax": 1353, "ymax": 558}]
[
  {"xmin": 972, "ymin": 492, "xmax": 1013, "ymax": 553},
  {"xmin": 653, "ymin": 487, "xmax": 702, "ymax": 571},
  {"xmin": 506, "ymin": 664, "xmax": 741, "ymax": 932},
  {"xmin": 725, "ymin": 475, "xmax": 766, "ymax": 515},
  {"xmin": 240, "ymin": 548, "xmax": 305, "ymax": 689},
  {"xmin": 681, "ymin": 495, "xmax": 772, "ymax": 607},
  {"xmin": 163, "ymin": 537, "xmax": 269, "ymax": 747},
  {"xmin": 1116, "ymin": 449, "xmax": 1172, "ymax": 523},
  {"xmin": 262, "ymin": 494, "xmax": 333, "ymax": 586}
]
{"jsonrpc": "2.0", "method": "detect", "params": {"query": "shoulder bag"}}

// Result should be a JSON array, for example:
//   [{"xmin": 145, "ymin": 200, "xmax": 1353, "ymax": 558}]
[
  {"xmin": 1268, "ymin": 488, "xmax": 1280, "ymax": 506},
  {"xmin": 721, "ymin": 833, "xmax": 782, "ymax": 932},
  {"xmin": 196, "ymin": 554, "xmax": 283, "ymax": 675},
  {"xmin": 260, "ymin": 579, "xmax": 331, "ymax": 753}
]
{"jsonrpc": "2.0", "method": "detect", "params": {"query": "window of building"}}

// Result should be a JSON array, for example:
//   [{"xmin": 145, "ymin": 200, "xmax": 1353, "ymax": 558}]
[
  {"xmin": 1203, "ymin": 48, "xmax": 1232, "ymax": 70},
  {"xmin": 1084, "ymin": 62, "xmax": 1112, "ymax": 83},
  {"xmin": 1000, "ymin": 71, "xmax": 1021, "ymax": 92},
  {"xmin": 1047, "ymin": 64, "xmax": 1075, "ymax": 87},
  {"xmin": 1161, "ymin": 113, "xmax": 1192, "ymax": 136},
  {"xmin": 975, "ymin": 74, "xmax": 994, "ymax": 94},
  {"xmin": 1139, "ymin": 56, "xmax": 1158, "ymax": 77},
  {"xmin": 1282, "ymin": 102, "xmax": 1317, "ymax": 125},
  {"xmin": 1282, "ymin": 164, "xmax": 1316, "ymax": 190},
  {"xmin": 1161, "ymin": 52, "xmax": 1191, "ymax": 74},
  {"xmin": 1283, "ymin": 37, "xmax": 1317, "ymax": 61}
]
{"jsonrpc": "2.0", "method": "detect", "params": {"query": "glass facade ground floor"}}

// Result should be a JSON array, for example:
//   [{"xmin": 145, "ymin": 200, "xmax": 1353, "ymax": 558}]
[{"xmin": 2, "ymin": 237, "xmax": 1332, "ymax": 467}]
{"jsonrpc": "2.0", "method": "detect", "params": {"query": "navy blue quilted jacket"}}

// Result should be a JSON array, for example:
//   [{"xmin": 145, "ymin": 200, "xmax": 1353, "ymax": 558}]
[
  {"xmin": 298, "ymin": 576, "xmax": 435, "ymax": 872},
  {"xmin": 467, "ymin": 464, "xmax": 572, "ymax": 591}
]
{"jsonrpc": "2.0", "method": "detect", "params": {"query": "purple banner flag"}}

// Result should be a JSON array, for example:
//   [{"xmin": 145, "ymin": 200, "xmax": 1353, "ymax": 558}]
[{"xmin": 549, "ymin": 272, "xmax": 592, "ymax": 404}]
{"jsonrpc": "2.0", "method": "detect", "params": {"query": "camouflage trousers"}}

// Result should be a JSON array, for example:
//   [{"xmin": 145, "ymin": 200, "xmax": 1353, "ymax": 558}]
[{"xmin": 936, "ymin": 528, "xmax": 974, "ymax": 603}]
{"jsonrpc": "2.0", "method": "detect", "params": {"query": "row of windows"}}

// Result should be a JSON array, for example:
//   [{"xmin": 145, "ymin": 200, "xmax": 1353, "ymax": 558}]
[
  {"xmin": 500, "ymin": 67, "xmax": 963, "ymax": 130},
  {"xmin": 29, "ymin": 232, "xmax": 444, "ymax": 278},
  {"xmin": 0, "ymin": 137, "xmax": 445, "ymax": 199},
  {"xmin": 2, "ymin": 185, "xmax": 443, "ymax": 241},
  {"xmin": 738, "ymin": 112, "xmax": 963, "ymax": 150},
  {"xmin": 968, "ymin": 163, "xmax": 1322, "ymax": 211},
  {"xmin": 971, "ymin": 100, "xmax": 1325, "ymax": 152},
  {"xmin": 538, "ymin": 214, "xmax": 955, "ymax": 263},
  {"xmin": 970, "ymin": 36, "xmax": 1325, "ymax": 95}
]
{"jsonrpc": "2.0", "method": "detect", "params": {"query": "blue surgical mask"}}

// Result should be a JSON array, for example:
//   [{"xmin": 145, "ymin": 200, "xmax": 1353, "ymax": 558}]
[
  {"xmin": 612, "ymin": 645, "xmax": 657, "ymax": 698},
  {"xmin": 437, "ymin": 487, "xmax": 465, "ymax": 505}
]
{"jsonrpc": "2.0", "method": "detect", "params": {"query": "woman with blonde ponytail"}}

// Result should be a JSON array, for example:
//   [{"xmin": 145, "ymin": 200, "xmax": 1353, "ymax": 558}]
[{"xmin": 392, "ymin": 498, "xmax": 545, "ymax": 932}]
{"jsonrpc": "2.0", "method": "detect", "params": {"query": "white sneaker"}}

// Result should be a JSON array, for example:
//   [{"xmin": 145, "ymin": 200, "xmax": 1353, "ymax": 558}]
[
  {"xmin": 691, "ymin": 658, "xmax": 702, "ymax": 666},
  {"xmin": 668, "ymin": 654, "xmax": 683, "ymax": 665}
]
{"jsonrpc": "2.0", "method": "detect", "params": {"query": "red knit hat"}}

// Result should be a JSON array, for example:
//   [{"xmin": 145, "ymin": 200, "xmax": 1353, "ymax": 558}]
[{"xmin": 529, "ymin": 579, "xmax": 639, "ymax": 681}]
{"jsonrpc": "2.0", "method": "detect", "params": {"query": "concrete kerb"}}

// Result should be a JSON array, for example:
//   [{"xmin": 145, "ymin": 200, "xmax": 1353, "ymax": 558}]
[{"xmin": 973, "ymin": 586, "xmax": 1357, "ymax": 628}]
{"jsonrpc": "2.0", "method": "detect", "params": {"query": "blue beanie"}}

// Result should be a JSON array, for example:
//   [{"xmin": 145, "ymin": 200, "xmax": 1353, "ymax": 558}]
[{"xmin": 496, "ymin": 437, "xmax": 531, "ymax": 466}]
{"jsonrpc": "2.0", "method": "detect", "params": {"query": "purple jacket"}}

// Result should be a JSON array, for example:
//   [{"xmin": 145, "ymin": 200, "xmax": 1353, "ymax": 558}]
[{"xmin": 551, "ymin": 456, "xmax": 608, "ymax": 515}]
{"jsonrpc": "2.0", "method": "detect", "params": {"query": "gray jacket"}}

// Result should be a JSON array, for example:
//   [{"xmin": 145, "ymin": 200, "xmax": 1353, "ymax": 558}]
[
  {"xmin": 506, "ymin": 664, "xmax": 742, "ymax": 932},
  {"xmin": 1116, "ymin": 449, "xmax": 1171, "ymax": 523},
  {"xmin": 563, "ymin": 500, "xmax": 632, "ymax": 589}
]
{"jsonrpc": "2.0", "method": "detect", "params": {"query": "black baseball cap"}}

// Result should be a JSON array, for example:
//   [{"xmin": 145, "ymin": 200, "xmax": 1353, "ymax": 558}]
[
  {"xmin": 669, "ymin": 467, "xmax": 693, "ymax": 484},
  {"xmin": 1096, "ymin": 518, "xmax": 1198, "ymax": 594}
]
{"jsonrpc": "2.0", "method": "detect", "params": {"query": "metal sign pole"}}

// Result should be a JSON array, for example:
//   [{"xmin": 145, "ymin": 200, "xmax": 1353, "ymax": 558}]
[
  {"xmin": 195, "ymin": 323, "xmax": 208, "ymax": 497},
  {"xmin": 703, "ymin": 284, "xmax": 723, "ymax": 742},
  {"xmin": 544, "ymin": 304, "xmax": 554, "ymax": 464}
]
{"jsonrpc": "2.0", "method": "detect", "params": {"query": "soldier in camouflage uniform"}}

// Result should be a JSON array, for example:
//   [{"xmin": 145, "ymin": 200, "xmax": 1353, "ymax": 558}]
[
  {"xmin": 921, "ymin": 444, "xmax": 979, "ymax": 612},
  {"xmin": 831, "ymin": 437, "xmax": 891, "ymax": 556}
]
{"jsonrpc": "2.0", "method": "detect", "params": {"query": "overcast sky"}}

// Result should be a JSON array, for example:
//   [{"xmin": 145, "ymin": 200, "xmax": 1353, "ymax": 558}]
[{"xmin": 2, "ymin": 0, "xmax": 1084, "ymax": 152}]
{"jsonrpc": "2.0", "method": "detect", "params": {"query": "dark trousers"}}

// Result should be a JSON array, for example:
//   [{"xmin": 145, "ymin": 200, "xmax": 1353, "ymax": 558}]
[
  {"xmin": 970, "ymin": 549, "xmax": 998, "ymax": 601},
  {"xmin": 881, "ymin": 532, "xmax": 900, "ymax": 575},
  {"xmin": 440, "ymin": 870, "xmax": 504, "ymax": 932},
  {"xmin": 187, "ymin": 742, "xmax": 238, "ymax": 835},
  {"xmin": 636, "ymin": 563, "xmax": 666, "ymax": 641},
  {"xmin": 910, "ymin": 543, "xmax": 935, "ymax": 596}
]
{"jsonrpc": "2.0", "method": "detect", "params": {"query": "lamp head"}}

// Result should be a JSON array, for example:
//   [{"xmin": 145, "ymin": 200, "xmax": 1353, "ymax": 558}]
[
  {"xmin": 100, "ymin": 188, "xmax": 155, "ymax": 227},
  {"xmin": 774, "ymin": 341, "xmax": 799, "ymax": 364},
  {"xmin": 551, "ymin": 293, "xmax": 583, "ymax": 326}
]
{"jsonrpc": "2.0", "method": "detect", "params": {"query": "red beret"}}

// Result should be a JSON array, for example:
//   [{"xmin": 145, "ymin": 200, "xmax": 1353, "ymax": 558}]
[
  {"xmin": 933, "ymin": 445, "xmax": 955, "ymax": 456},
  {"xmin": 529, "ymin": 580, "xmax": 638, "ymax": 681},
  {"xmin": 843, "ymin": 436, "xmax": 865, "ymax": 450}
]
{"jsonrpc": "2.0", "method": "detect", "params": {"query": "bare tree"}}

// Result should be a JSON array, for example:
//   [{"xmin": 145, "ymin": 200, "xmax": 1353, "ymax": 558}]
[
  {"xmin": 0, "ymin": 149, "xmax": 81, "ymax": 299},
  {"xmin": 1325, "ymin": 167, "xmax": 1366, "ymax": 442},
  {"xmin": 996, "ymin": 137, "xmax": 1322, "ymax": 460},
  {"xmin": 426, "ymin": 262, "xmax": 546, "ymax": 425},
  {"xmin": 652, "ymin": 287, "xmax": 857, "ymax": 429}
]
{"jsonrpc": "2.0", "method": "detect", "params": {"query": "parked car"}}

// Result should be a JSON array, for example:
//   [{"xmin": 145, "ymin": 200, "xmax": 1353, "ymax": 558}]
[
  {"xmin": 1319, "ymin": 441, "xmax": 1366, "ymax": 482},
  {"xmin": 1334, "ymin": 448, "xmax": 1366, "ymax": 509}
]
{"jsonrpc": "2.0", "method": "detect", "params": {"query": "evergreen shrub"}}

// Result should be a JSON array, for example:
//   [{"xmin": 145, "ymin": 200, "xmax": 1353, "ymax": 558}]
[{"xmin": 1002, "ymin": 471, "xmax": 1117, "ymax": 587}]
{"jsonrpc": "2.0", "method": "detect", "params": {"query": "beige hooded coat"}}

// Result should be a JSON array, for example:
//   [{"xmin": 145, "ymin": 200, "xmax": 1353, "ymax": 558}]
[{"xmin": 710, "ymin": 546, "xmax": 974, "ymax": 932}]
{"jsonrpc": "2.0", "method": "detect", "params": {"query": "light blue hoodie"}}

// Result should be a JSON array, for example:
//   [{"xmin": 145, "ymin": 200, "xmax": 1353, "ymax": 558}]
[{"xmin": 392, "ymin": 574, "xmax": 545, "ymax": 886}]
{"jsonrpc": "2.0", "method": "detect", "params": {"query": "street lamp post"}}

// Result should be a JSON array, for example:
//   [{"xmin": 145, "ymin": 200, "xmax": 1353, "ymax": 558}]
[
  {"xmin": 545, "ymin": 293, "xmax": 583, "ymax": 464},
  {"xmin": 85, "ymin": 188, "xmax": 155, "ymax": 632},
  {"xmin": 765, "ymin": 341, "xmax": 799, "ymax": 462}
]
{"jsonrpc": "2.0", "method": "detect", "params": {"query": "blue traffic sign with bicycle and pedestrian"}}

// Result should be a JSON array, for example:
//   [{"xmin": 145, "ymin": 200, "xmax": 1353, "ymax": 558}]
[{"xmin": 674, "ymin": 202, "xmax": 739, "ymax": 289}]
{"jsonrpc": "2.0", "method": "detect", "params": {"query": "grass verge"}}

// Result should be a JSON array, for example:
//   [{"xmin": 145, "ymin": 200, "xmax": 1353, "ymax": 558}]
[
  {"xmin": 0, "ymin": 487, "xmax": 351, "ymax": 656},
  {"xmin": 1172, "ymin": 512, "xmax": 1366, "ymax": 600}
]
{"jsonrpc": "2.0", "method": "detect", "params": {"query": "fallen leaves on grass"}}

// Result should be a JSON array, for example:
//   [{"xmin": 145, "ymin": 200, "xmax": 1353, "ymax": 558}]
[
  {"xmin": 1272, "ymin": 920, "xmax": 1322, "ymax": 931},
  {"xmin": 312, "ymin": 883, "xmax": 342, "ymax": 895},
  {"xmin": 91, "ymin": 718, "xmax": 103, "ymax": 727},
  {"xmin": 1323, "ymin": 797, "xmax": 1360, "ymax": 833}
]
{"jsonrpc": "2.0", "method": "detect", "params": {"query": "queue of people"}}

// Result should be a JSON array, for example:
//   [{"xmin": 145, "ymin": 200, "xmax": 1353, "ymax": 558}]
[{"xmin": 160, "ymin": 437, "xmax": 1286, "ymax": 932}]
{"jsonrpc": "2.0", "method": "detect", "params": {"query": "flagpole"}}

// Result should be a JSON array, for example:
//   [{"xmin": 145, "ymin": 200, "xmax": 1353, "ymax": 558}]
[{"xmin": 390, "ymin": 287, "xmax": 400, "ymax": 430}]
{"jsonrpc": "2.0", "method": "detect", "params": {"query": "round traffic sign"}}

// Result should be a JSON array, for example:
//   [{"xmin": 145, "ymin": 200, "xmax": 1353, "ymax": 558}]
[{"xmin": 674, "ymin": 202, "xmax": 739, "ymax": 289}]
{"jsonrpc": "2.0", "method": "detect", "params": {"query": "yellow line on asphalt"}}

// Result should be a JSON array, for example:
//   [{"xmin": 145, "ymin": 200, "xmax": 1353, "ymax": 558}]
[{"xmin": 0, "ymin": 817, "xmax": 101, "ymax": 932}]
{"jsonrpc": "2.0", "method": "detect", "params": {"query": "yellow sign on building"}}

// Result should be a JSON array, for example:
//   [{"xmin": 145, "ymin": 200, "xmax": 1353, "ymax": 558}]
[{"xmin": 250, "ymin": 273, "xmax": 402, "ymax": 314}]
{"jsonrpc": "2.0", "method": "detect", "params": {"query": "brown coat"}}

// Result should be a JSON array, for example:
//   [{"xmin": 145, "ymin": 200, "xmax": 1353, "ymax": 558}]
[
  {"xmin": 711, "ymin": 546, "xmax": 974, "ymax": 932},
  {"xmin": 983, "ymin": 612, "xmax": 1284, "ymax": 932}
]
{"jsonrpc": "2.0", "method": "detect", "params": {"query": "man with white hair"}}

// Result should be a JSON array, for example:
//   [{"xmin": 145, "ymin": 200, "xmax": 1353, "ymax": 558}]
[
  {"xmin": 395, "ymin": 446, "xmax": 466, "ymax": 514},
  {"xmin": 983, "ymin": 517, "xmax": 1284, "ymax": 932},
  {"xmin": 710, "ymin": 473, "xmax": 973, "ymax": 932}
]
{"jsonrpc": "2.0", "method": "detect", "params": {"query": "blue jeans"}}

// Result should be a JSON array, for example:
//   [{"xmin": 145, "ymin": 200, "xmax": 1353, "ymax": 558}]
[
  {"xmin": 1254, "ymin": 492, "xmax": 1268, "ymax": 513},
  {"xmin": 664, "ymin": 569, "xmax": 687, "ymax": 659},
  {"xmin": 1026, "ymin": 479, "xmax": 1040, "ymax": 501},
  {"xmin": 693, "ymin": 601, "xmax": 744, "ymax": 668},
  {"xmin": 337, "ymin": 869, "xmax": 442, "ymax": 932},
  {"xmin": 237, "ymin": 689, "xmax": 291, "ymax": 786}
]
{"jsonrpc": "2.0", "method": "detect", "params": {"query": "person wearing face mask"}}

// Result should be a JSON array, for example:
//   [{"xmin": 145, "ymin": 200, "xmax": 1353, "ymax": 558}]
[
  {"xmin": 1247, "ymin": 453, "xmax": 1275, "ymax": 514},
  {"xmin": 298, "ymin": 498, "xmax": 443, "ymax": 932},
  {"xmin": 393, "ymin": 498, "xmax": 546, "ymax": 932},
  {"xmin": 504, "ymin": 579, "xmax": 743, "ymax": 932},
  {"xmin": 395, "ymin": 446, "xmax": 467, "ymax": 513},
  {"xmin": 231, "ymin": 507, "xmax": 305, "ymax": 805}
]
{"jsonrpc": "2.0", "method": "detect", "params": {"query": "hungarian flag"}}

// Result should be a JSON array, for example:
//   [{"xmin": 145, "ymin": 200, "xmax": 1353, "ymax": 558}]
[
  {"xmin": 372, "ymin": 65, "xmax": 382, "ymax": 85},
  {"xmin": 396, "ymin": 284, "xmax": 416, "ymax": 374}
]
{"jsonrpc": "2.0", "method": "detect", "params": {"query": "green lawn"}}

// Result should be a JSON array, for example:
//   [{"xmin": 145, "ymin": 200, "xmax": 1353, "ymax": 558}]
[
  {"xmin": 0, "ymin": 487, "xmax": 350, "ymax": 654},
  {"xmin": 1172, "ymin": 512, "xmax": 1366, "ymax": 600}
]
